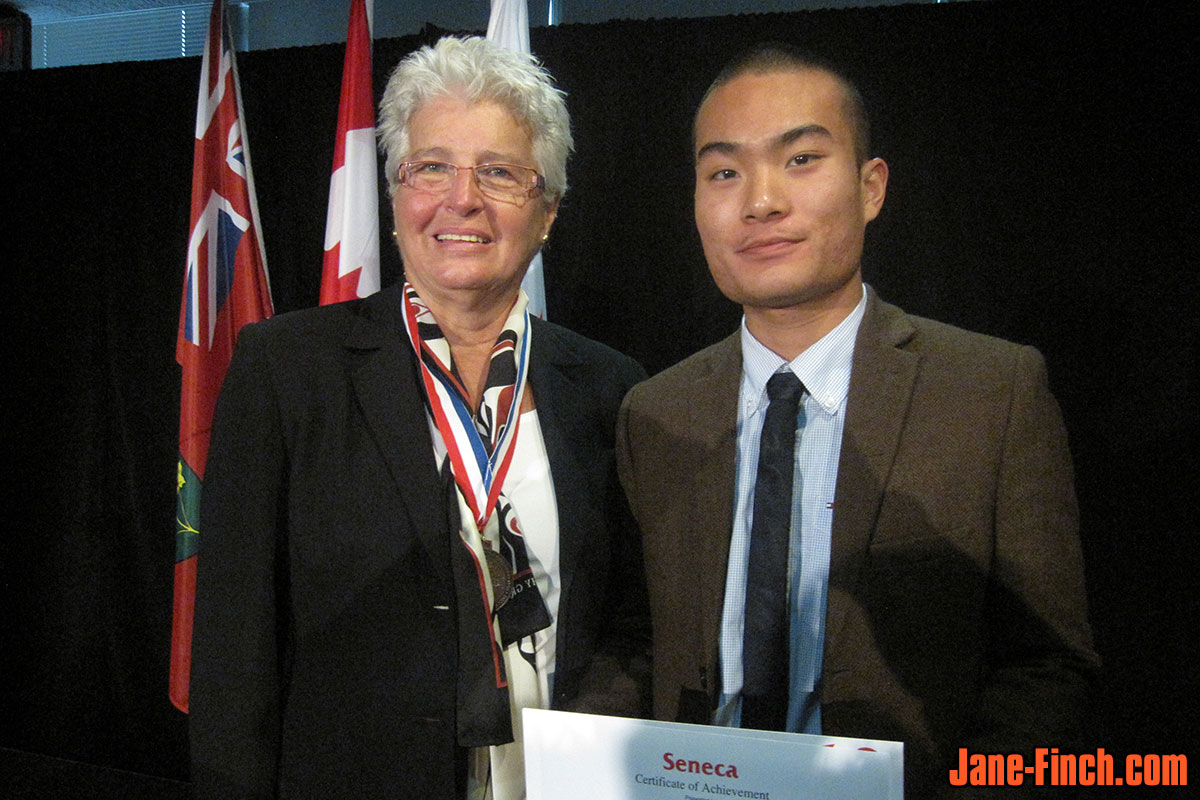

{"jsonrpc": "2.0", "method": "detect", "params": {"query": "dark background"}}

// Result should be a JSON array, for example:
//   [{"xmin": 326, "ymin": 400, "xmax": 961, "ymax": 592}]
[{"xmin": 2, "ymin": 0, "xmax": 1195, "ymax": 794}]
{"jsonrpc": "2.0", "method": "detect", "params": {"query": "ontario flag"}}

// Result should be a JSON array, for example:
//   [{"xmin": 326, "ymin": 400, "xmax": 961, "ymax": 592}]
[
  {"xmin": 320, "ymin": 0, "xmax": 380, "ymax": 304},
  {"xmin": 171, "ymin": 0, "xmax": 273, "ymax": 713}
]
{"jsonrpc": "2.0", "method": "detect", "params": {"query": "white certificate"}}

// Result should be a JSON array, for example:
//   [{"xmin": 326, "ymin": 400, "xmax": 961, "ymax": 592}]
[{"xmin": 524, "ymin": 709, "xmax": 902, "ymax": 800}]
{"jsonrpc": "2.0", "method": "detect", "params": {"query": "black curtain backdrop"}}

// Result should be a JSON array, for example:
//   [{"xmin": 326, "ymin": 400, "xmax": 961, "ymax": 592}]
[{"xmin": 1, "ymin": 0, "xmax": 1195, "ymax": 791}]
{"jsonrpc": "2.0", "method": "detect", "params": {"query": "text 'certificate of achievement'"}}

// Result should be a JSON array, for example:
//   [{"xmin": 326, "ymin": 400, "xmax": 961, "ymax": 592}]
[{"xmin": 524, "ymin": 709, "xmax": 902, "ymax": 800}]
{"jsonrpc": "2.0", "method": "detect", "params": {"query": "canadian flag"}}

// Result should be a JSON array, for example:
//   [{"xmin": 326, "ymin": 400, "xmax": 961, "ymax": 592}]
[{"xmin": 320, "ymin": 0, "xmax": 380, "ymax": 304}]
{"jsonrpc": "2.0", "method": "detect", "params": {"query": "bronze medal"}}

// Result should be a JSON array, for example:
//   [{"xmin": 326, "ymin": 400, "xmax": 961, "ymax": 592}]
[{"xmin": 484, "ymin": 547, "xmax": 514, "ymax": 612}]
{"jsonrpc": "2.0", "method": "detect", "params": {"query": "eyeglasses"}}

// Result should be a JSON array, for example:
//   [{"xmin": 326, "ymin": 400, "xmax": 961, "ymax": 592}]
[{"xmin": 398, "ymin": 160, "xmax": 546, "ymax": 204}]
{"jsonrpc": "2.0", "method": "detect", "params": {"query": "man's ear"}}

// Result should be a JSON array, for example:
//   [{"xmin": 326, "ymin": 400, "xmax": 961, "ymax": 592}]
[{"xmin": 860, "ymin": 157, "xmax": 888, "ymax": 223}]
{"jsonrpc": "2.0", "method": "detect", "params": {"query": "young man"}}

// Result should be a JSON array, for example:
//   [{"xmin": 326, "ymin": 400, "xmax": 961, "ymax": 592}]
[{"xmin": 616, "ymin": 45, "xmax": 1097, "ymax": 797}]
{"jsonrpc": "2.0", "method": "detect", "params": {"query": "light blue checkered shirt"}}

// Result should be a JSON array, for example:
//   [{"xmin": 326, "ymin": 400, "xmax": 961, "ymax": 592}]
[{"xmin": 716, "ymin": 285, "xmax": 867, "ymax": 734}]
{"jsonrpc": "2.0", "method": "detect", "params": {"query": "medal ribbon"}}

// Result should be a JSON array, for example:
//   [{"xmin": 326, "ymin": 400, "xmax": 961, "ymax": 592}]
[{"xmin": 401, "ymin": 283, "xmax": 530, "ymax": 532}]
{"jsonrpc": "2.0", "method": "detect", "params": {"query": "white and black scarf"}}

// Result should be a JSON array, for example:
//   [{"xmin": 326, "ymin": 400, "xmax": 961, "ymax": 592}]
[{"xmin": 401, "ymin": 282, "xmax": 552, "ymax": 758}]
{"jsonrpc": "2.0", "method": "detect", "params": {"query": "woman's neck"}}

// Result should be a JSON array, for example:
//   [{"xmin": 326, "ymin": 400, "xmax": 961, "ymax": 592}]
[{"xmin": 417, "ymin": 286, "xmax": 516, "ymax": 410}]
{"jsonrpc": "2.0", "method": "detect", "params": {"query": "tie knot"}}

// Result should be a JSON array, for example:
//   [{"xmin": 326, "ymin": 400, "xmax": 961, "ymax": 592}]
[{"xmin": 766, "ymin": 370, "xmax": 803, "ymax": 404}]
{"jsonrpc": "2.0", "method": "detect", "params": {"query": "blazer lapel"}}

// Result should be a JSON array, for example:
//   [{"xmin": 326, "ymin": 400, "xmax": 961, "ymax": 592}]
[
  {"xmin": 686, "ymin": 334, "xmax": 743, "ymax": 676},
  {"xmin": 344, "ymin": 286, "xmax": 449, "ymax": 565},
  {"xmin": 525, "ymin": 320, "xmax": 591, "ymax": 601},
  {"xmin": 824, "ymin": 292, "xmax": 919, "ymax": 663}
]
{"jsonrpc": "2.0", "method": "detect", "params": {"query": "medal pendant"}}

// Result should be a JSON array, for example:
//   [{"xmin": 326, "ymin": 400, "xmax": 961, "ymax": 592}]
[{"xmin": 484, "ymin": 547, "xmax": 514, "ymax": 612}]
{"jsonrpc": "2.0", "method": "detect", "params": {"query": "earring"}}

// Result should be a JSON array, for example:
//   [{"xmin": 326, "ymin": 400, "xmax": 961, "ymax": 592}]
[
  {"xmin": 391, "ymin": 229, "xmax": 398, "ymax": 239},
  {"xmin": 541, "ymin": 233, "xmax": 549, "ymax": 244}
]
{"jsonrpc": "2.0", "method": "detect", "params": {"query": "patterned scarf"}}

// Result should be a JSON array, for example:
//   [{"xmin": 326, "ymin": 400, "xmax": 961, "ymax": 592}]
[{"xmin": 401, "ymin": 282, "xmax": 552, "ymax": 750}]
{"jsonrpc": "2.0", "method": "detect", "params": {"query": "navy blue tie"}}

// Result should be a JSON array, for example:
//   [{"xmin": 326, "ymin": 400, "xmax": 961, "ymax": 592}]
[{"xmin": 741, "ymin": 370, "xmax": 804, "ymax": 731}]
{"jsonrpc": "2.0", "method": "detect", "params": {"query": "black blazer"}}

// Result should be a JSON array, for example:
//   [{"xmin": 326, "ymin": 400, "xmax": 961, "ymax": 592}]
[{"xmin": 190, "ymin": 284, "xmax": 649, "ymax": 799}]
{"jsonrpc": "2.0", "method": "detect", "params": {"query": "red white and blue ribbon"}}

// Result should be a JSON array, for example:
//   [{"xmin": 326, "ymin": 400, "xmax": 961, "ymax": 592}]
[{"xmin": 401, "ymin": 283, "xmax": 530, "ymax": 532}]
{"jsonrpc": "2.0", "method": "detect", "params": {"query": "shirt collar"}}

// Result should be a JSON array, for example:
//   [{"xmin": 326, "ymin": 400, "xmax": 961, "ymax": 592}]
[{"xmin": 739, "ymin": 283, "xmax": 868, "ymax": 418}]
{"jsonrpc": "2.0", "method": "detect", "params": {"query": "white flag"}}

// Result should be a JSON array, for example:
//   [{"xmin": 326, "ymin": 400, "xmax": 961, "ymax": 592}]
[{"xmin": 488, "ymin": 0, "xmax": 547, "ymax": 319}]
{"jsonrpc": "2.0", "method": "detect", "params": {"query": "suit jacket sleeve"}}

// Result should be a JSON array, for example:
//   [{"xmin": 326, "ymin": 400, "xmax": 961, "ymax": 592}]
[
  {"xmin": 971, "ymin": 346, "xmax": 1096, "ymax": 751},
  {"xmin": 924, "ymin": 344, "xmax": 1097, "ymax": 799},
  {"xmin": 547, "ymin": 336, "xmax": 653, "ymax": 719},
  {"xmin": 189, "ymin": 321, "xmax": 287, "ymax": 799}
]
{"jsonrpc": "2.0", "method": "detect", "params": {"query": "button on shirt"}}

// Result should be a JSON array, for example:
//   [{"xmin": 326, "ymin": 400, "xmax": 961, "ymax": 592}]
[{"xmin": 717, "ymin": 285, "xmax": 867, "ymax": 734}]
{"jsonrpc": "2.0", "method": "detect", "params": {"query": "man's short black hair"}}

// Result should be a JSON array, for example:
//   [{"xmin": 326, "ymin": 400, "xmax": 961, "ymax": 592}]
[{"xmin": 696, "ymin": 43, "xmax": 872, "ymax": 165}]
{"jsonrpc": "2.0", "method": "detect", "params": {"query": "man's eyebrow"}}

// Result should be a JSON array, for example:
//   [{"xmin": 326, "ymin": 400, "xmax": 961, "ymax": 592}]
[
  {"xmin": 778, "ymin": 124, "xmax": 833, "ymax": 146},
  {"xmin": 695, "ymin": 140, "xmax": 738, "ymax": 163},
  {"xmin": 695, "ymin": 124, "xmax": 834, "ymax": 163}
]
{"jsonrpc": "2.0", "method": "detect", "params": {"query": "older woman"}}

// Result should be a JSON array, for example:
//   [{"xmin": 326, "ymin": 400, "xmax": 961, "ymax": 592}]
[{"xmin": 190, "ymin": 37, "xmax": 648, "ymax": 800}]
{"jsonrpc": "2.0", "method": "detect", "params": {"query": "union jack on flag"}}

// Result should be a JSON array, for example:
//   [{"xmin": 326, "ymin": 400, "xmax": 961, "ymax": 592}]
[{"xmin": 171, "ymin": 0, "xmax": 273, "ymax": 714}]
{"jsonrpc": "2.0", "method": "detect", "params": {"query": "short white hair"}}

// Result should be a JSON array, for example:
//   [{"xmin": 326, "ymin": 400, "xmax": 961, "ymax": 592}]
[{"xmin": 378, "ymin": 36, "xmax": 572, "ymax": 205}]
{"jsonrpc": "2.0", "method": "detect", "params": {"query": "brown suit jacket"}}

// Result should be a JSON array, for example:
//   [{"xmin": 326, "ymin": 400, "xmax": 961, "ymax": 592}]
[{"xmin": 616, "ymin": 289, "xmax": 1097, "ymax": 797}]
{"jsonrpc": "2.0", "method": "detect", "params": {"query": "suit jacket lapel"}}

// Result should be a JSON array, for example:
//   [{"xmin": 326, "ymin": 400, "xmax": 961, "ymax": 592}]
[
  {"xmin": 824, "ymin": 291, "xmax": 919, "ymax": 664},
  {"xmin": 525, "ymin": 319, "xmax": 591, "ymax": 600},
  {"xmin": 344, "ymin": 285, "xmax": 449, "ymax": 565},
  {"xmin": 688, "ymin": 333, "xmax": 743, "ymax": 677}
]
